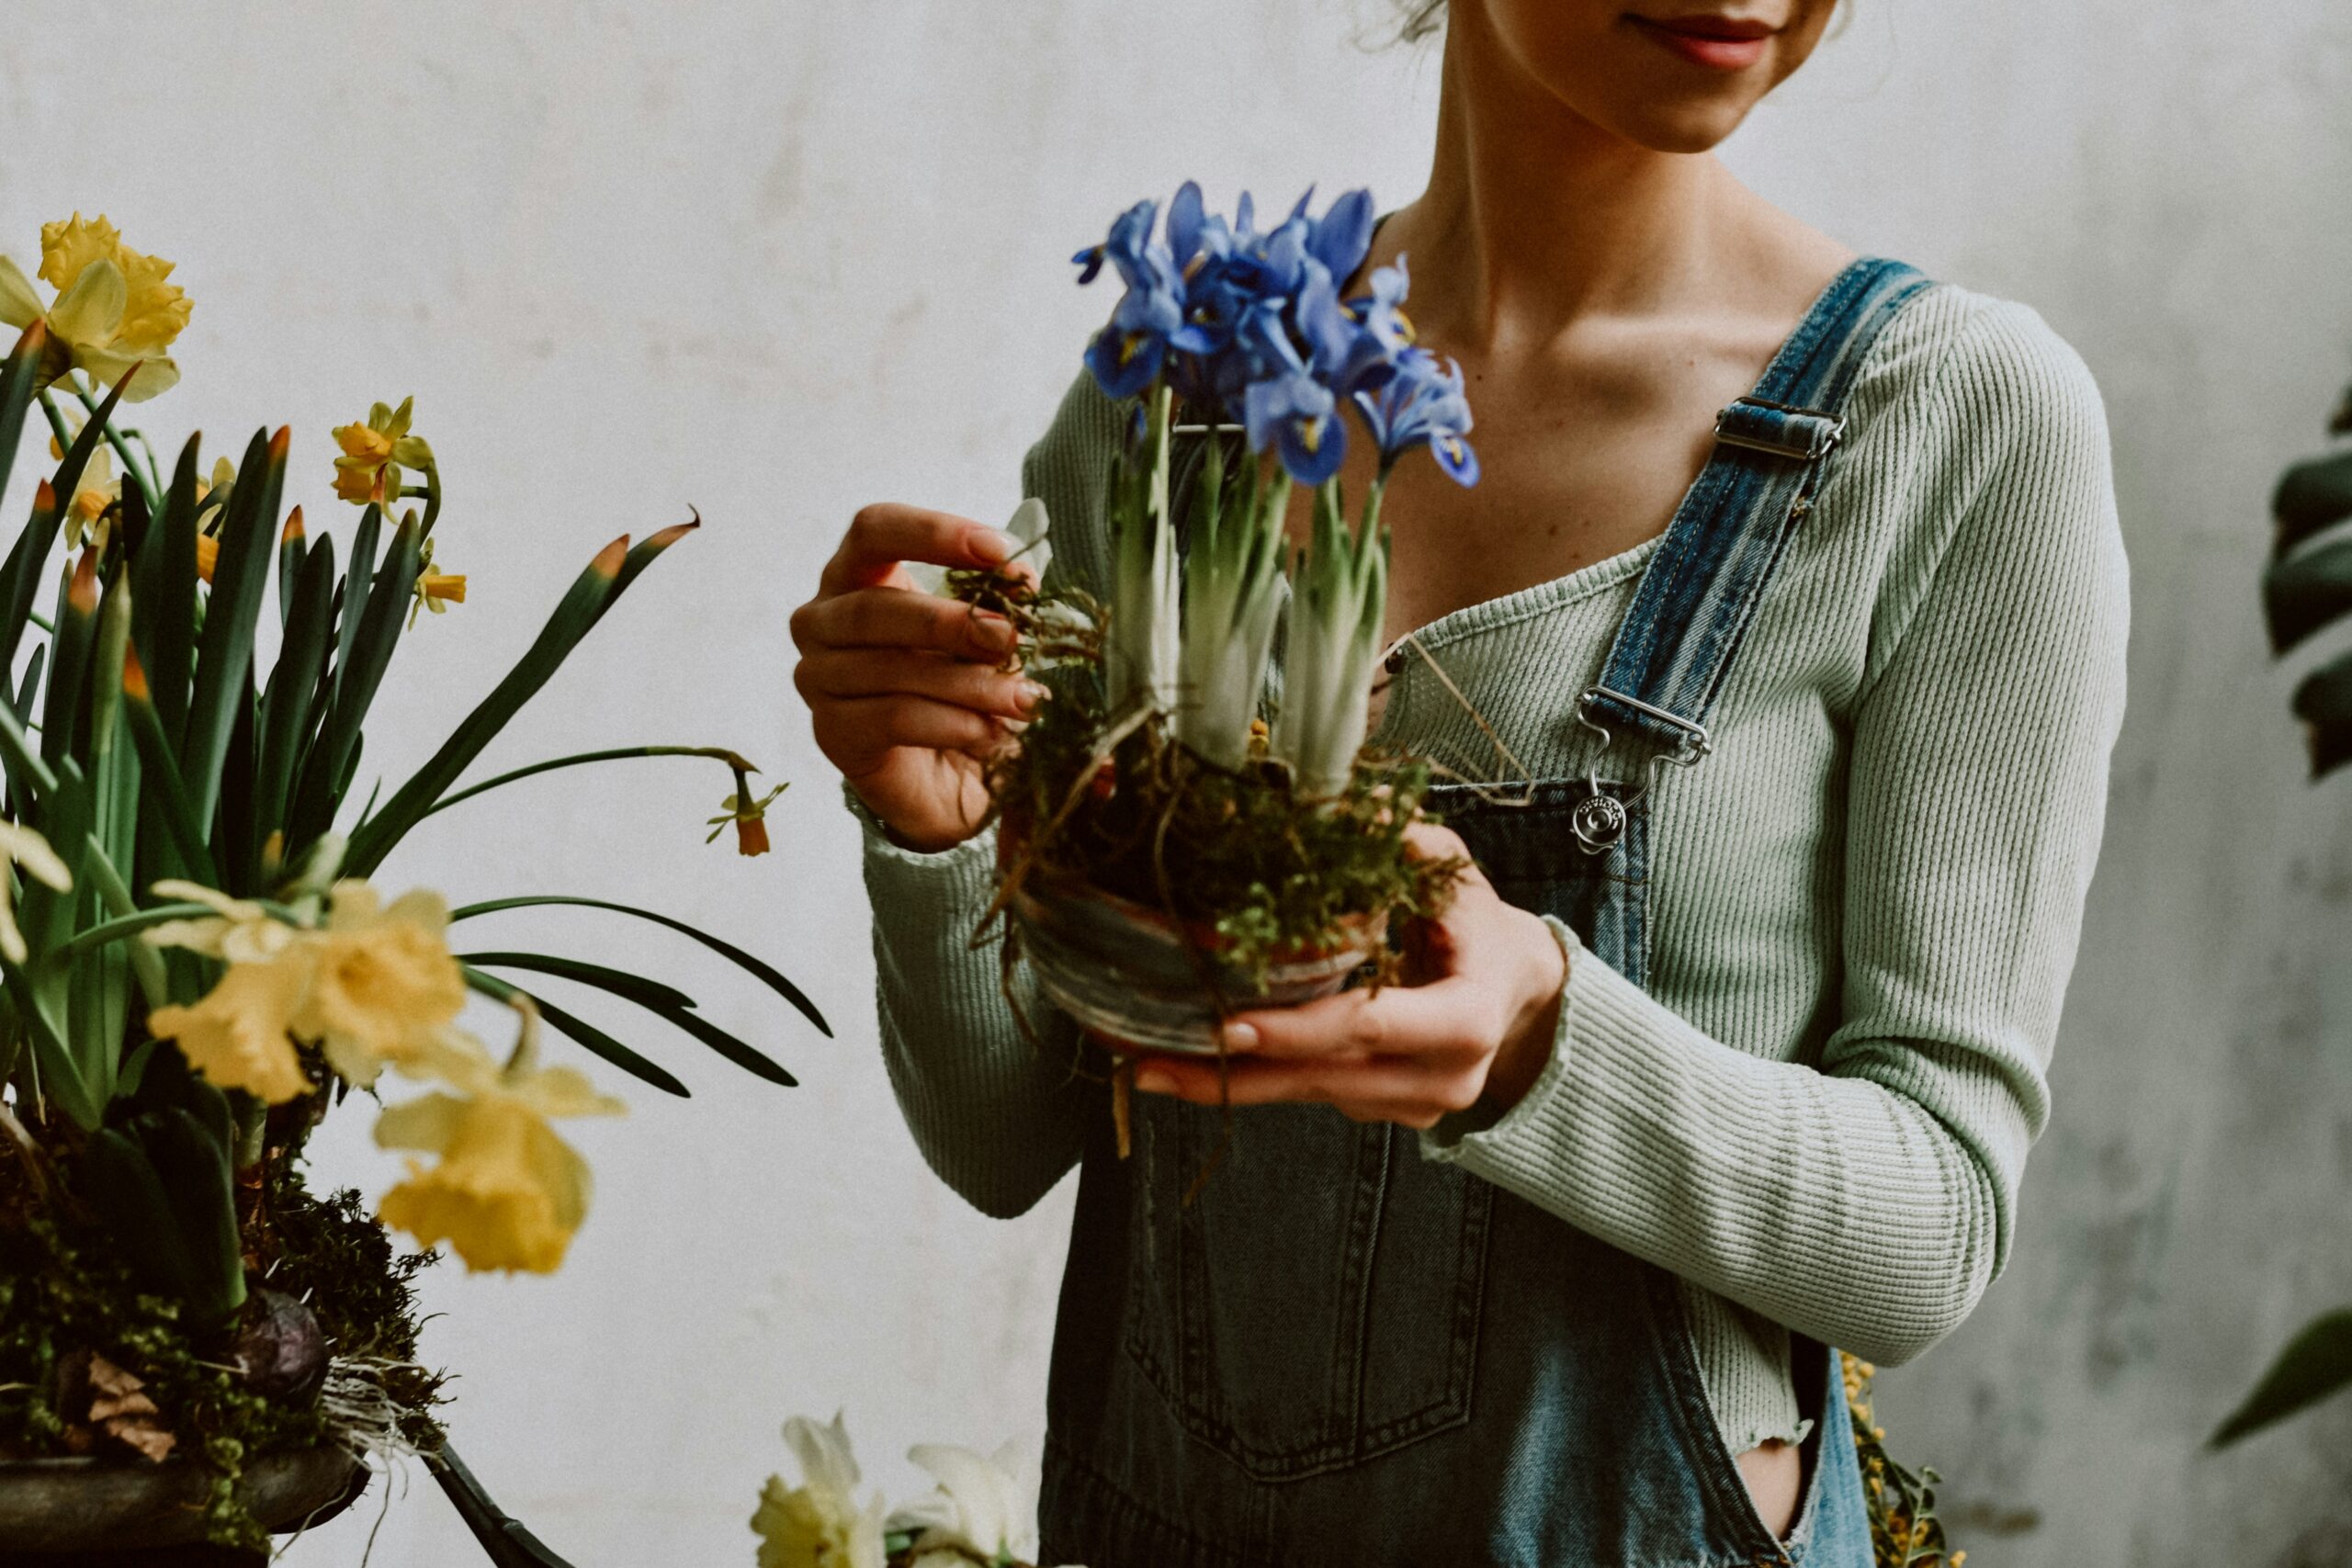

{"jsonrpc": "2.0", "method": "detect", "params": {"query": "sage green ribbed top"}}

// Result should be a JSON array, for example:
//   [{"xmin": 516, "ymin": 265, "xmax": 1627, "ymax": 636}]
[{"xmin": 851, "ymin": 280, "xmax": 2129, "ymax": 1455}]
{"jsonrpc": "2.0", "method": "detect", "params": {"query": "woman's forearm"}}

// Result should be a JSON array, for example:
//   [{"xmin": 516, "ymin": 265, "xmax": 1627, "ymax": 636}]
[{"xmin": 861, "ymin": 803, "xmax": 1099, "ymax": 1218}]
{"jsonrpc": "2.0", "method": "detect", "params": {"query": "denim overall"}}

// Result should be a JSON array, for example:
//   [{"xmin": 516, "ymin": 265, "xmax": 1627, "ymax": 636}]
[{"xmin": 1038, "ymin": 258, "xmax": 1933, "ymax": 1568}]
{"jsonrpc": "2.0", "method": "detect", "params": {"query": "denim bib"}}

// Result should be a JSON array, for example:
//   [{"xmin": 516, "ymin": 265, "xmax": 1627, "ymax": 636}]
[{"xmin": 1038, "ymin": 259, "xmax": 1932, "ymax": 1568}]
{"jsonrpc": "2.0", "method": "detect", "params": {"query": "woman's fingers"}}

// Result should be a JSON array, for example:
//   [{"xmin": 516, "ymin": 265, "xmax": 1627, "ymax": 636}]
[
  {"xmin": 820, "ymin": 503, "xmax": 1023, "ymax": 594},
  {"xmin": 812, "ymin": 694, "xmax": 1014, "ymax": 760},
  {"xmin": 791, "ymin": 585, "xmax": 1019, "ymax": 660},
  {"xmin": 1221, "ymin": 976, "xmax": 1488, "ymax": 1060},
  {"xmin": 794, "ymin": 648, "xmax": 1044, "ymax": 719}
]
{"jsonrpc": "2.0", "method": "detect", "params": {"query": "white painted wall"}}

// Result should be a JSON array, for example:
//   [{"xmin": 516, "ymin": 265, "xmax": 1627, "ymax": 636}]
[{"xmin": 0, "ymin": 3, "xmax": 2341, "ymax": 1562}]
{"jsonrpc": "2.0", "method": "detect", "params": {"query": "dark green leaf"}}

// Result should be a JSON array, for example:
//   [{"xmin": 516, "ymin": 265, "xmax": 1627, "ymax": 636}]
[
  {"xmin": 254, "ymin": 534, "xmax": 337, "ymax": 852},
  {"xmin": 288, "ymin": 515, "xmax": 418, "ymax": 849},
  {"xmin": 457, "ymin": 952, "xmax": 695, "ymax": 1013},
  {"xmin": 2275, "ymin": 450, "xmax": 2352, "ymax": 557},
  {"xmin": 2212, "ymin": 1309, "xmax": 2352, "ymax": 1446},
  {"xmin": 183, "ymin": 426, "xmax": 284, "ymax": 820},
  {"xmin": 460, "ymin": 950, "xmax": 797, "ymax": 1088},
  {"xmin": 449, "ymin": 894, "xmax": 829, "ymax": 1038},
  {"xmin": 2267, "ymin": 536, "xmax": 2352, "ymax": 657},
  {"xmin": 135, "ymin": 435, "xmax": 204, "ymax": 749}
]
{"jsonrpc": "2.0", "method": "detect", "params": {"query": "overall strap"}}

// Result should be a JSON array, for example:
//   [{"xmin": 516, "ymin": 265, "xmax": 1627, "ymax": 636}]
[{"xmin": 1578, "ymin": 257, "xmax": 1931, "ymax": 765}]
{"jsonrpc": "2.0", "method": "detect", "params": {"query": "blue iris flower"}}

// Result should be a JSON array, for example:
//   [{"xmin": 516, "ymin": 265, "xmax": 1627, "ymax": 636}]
[
  {"xmin": 1077, "ymin": 198, "xmax": 1186, "ymax": 400},
  {"xmin": 1074, "ymin": 182, "xmax": 1473, "ymax": 487},
  {"xmin": 1353, "ymin": 346, "xmax": 1479, "ymax": 486}
]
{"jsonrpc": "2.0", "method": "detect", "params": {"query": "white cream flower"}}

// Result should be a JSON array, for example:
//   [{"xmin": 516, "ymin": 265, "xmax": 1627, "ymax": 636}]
[
  {"xmin": 751, "ymin": 1412, "xmax": 887, "ymax": 1568},
  {"xmin": 885, "ymin": 1438, "xmax": 1039, "ymax": 1566},
  {"xmin": 0, "ymin": 821, "xmax": 71, "ymax": 964}
]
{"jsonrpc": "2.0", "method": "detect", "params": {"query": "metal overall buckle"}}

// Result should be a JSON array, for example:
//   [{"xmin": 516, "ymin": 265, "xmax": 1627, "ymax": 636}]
[{"xmin": 1570, "ymin": 687, "xmax": 1712, "ymax": 853}]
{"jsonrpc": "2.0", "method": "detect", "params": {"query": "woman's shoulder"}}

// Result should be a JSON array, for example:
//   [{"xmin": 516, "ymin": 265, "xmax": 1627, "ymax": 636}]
[{"xmin": 1854, "ymin": 275, "xmax": 2109, "ymax": 467}]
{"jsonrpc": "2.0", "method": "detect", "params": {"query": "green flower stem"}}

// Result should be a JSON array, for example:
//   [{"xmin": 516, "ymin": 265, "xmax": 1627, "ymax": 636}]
[
  {"xmin": 421, "ymin": 745, "xmax": 758, "ymax": 819},
  {"xmin": 74, "ymin": 837, "xmax": 169, "ymax": 1010},
  {"xmin": 47, "ymin": 388, "xmax": 161, "ymax": 517}
]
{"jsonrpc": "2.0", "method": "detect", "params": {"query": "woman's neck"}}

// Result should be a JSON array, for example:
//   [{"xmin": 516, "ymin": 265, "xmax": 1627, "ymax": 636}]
[{"xmin": 1390, "ymin": 10, "xmax": 1758, "ymax": 350}]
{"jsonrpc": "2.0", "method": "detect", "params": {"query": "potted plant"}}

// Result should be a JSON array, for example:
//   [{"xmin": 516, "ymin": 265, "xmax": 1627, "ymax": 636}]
[
  {"xmin": 967, "ymin": 184, "xmax": 1474, "ymax": 1078},
  {"xmin": 0, "ymin": 214, "xmax": 826, "ymax": 1559}
]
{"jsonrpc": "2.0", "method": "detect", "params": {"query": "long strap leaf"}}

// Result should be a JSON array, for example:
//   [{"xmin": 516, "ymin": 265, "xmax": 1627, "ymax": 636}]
[
  {"xmin": 0, "ymin": 323, "xmax": 48, "ymax": 523},
  {"xmin": 449, "ymin": 894, "xmax": 828, "ymax": 1038},
  {"xmin": 457, "ymin": 952, "xmax": 695, "ymax": 1012},
  {"xmin": 183, "ymin": 426, "xmax": 285, "ymax": 820},
  {"xmin": 136, "ymin": 436, "xmax": 204, "ymax": 748},
  {"xmin": 120, "ymin": 647, "xmax": 221, "ymax": 887},
  {"xmin": 460, "ymin": 950, "xmax": 797, "ymax": 1088}
]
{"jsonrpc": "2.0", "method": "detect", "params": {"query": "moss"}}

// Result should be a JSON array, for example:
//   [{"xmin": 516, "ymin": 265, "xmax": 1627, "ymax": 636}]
[
  {"xmin": 980, "ymin": 614, "xmax": 1458, "ymax": 988},
  {"xmin": 0, "ymin": 1164, "xmax": 443, "ymax": 1549}
]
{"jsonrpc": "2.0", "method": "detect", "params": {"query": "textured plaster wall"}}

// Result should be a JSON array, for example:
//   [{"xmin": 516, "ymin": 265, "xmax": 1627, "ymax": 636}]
[{"xmin": 0, "ymin": 3, "xmax": 2340, "ymax": 1564}]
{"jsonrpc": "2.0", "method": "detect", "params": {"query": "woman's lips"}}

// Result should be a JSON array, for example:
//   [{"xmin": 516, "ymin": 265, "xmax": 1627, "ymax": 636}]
[{"xmin": 1626, "ymin": 14, "xmax": 1776, "ymax": 71}]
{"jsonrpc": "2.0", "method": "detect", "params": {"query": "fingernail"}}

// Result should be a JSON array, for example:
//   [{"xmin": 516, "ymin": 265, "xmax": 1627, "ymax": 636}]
[
  {"xmin": 973, "ymin": 614, "xmax": 1017, "ymax": 652},
  {"xmin": 1220, "ymin": 1021, "xmax": 1260, "ymax": 1051},
  {"xmin": 971, "ymin": 527, "xmax": 1014, "ymax": 563},
  {"xmin": 1014, "ymin": 680, "xmax": 1049, "ymax": 713},
  {"xmin": 1136, "ymin": 1067, "xmax": 1172, "ymax": 1094}
]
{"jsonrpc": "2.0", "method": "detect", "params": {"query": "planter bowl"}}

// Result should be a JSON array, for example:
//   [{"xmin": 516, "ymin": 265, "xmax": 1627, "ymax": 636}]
[
  {"xmin": 0, "ymin": 1447, "xmax": 362, "ymax": 1554},
  {"xmin": 1011, "ymin": 875, "xmax": 1379, "ymax": 1055}
]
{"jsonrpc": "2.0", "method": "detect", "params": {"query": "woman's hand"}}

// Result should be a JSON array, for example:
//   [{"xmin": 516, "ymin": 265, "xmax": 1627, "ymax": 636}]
[
  {"xmin": 1129, "ymin": 823, "xmax": 1569, "ymax": 1129},
  {"xmin": 790, "ymin": 503, "xmax": 1044, "ymax": 852}
]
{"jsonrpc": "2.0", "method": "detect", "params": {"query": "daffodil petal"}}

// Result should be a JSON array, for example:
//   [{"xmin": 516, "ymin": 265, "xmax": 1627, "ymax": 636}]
[
  {"xmin": 372, "ymin": 1091, "xmax": 468, "ymax": 1154},
  {"xmin": 517, "ymin": 1063, "xmax": 627, "ymax": 1120},
  {"xmin": 75, "ymin": 345, "xmax": 175, "ymax": 403},
  {"xmin": 46, "ymin": 256, "xmax": 125, "ymax": 347},
  {"xmin": 0, "ymin": 258, "xmax": 44, "ymax": 331},
  {"xmin": 0, "ymin": 823, "xmax": 73, "ymax": 893}
]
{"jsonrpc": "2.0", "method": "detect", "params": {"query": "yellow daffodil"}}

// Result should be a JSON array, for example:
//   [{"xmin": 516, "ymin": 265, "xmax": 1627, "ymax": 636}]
[
  {"xmin": 332, "ymin": 397, "xmax": 434, "ymax": 509},
  {"xmin": 408, "ymin": 536, "xmax": 466, "ymax": 626},
  {"xmin": 752, "ymin": 1413, "xmax": 888, "ymax": 1568},
  {"xmin": 374, "ymin": 1008, "xmax": 625, "ymax": 1274},
  {"xmin": 194, "ymin": 455, "xmax": 234, "ymax": 524},
  {"xmin": 0, "ymin": 820, "xmax": 71, "ymax": 965},
  {"xmin": 707, "ymin": 774, "xmax": 788, "ymax": 857},
  {"xmin": 144, "ymin": 957, "xmax": 314, "ymax": 1104},
  {"xmin": 291, "ymin": 881, "xmax": 467, "ymax": 1086},
  {"xmin": 0, "ymin": 214, "xmax": 188, "ymax": 401},
  {"xmin": 62, "ymin": 443, "xmax": 119, "ymax": 552},
  {"xmin": 143, "ymin": 876, "xmax": 466, "ymax": 1099},
  {"xmin": 193, "ymin": 531, "xmax": 219, "ymax": 583}
]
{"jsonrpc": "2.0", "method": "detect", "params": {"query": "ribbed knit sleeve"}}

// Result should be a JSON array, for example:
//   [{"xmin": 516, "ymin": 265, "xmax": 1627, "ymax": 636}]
[
  {"xmin": 1423, "ymin": 298, "xmax": 2130, "ymax": 1368},
  {"xmin": 857, "ymin": 377, "xmax": 1122, "ymax": 1219}
]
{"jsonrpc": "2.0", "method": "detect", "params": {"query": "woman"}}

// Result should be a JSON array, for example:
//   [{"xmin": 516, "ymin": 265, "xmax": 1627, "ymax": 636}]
[{"xmin": 789, "ymin": 2, "xmax": 2127, "ymax": 1563}]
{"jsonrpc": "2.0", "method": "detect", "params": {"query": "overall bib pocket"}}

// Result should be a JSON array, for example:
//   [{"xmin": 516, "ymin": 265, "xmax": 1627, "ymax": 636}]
[{"xmin": 1122, "ymin": 1093, "xmax": 1495, "ymax": 1483}]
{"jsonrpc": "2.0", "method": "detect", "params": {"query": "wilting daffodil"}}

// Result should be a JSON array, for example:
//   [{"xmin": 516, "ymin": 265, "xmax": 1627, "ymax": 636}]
[
  {"xmin": 374, "ymin": 1006, "xmax": 625, "ymax": 1275},
  {"xmin": 752, "ymin": 1412, "xmax": 888, "ymax": 1568},
  {"xmin": 408, "ymin": 536, "xmax": 466, "ymax": 626},
  {"xmin": 708, "ymin": 769, "xmax": 787, "ymax": 856},
  {"xmin": 0, "ymin": 820, "xmax": 71, "ymax": 966},
  {"xmin": 0, "ymin": 214, "xmax": 189, "ymax": 400},
  {"xmin": 332, "ymin": 397, "xmax": 434, "ymax": 508}
]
